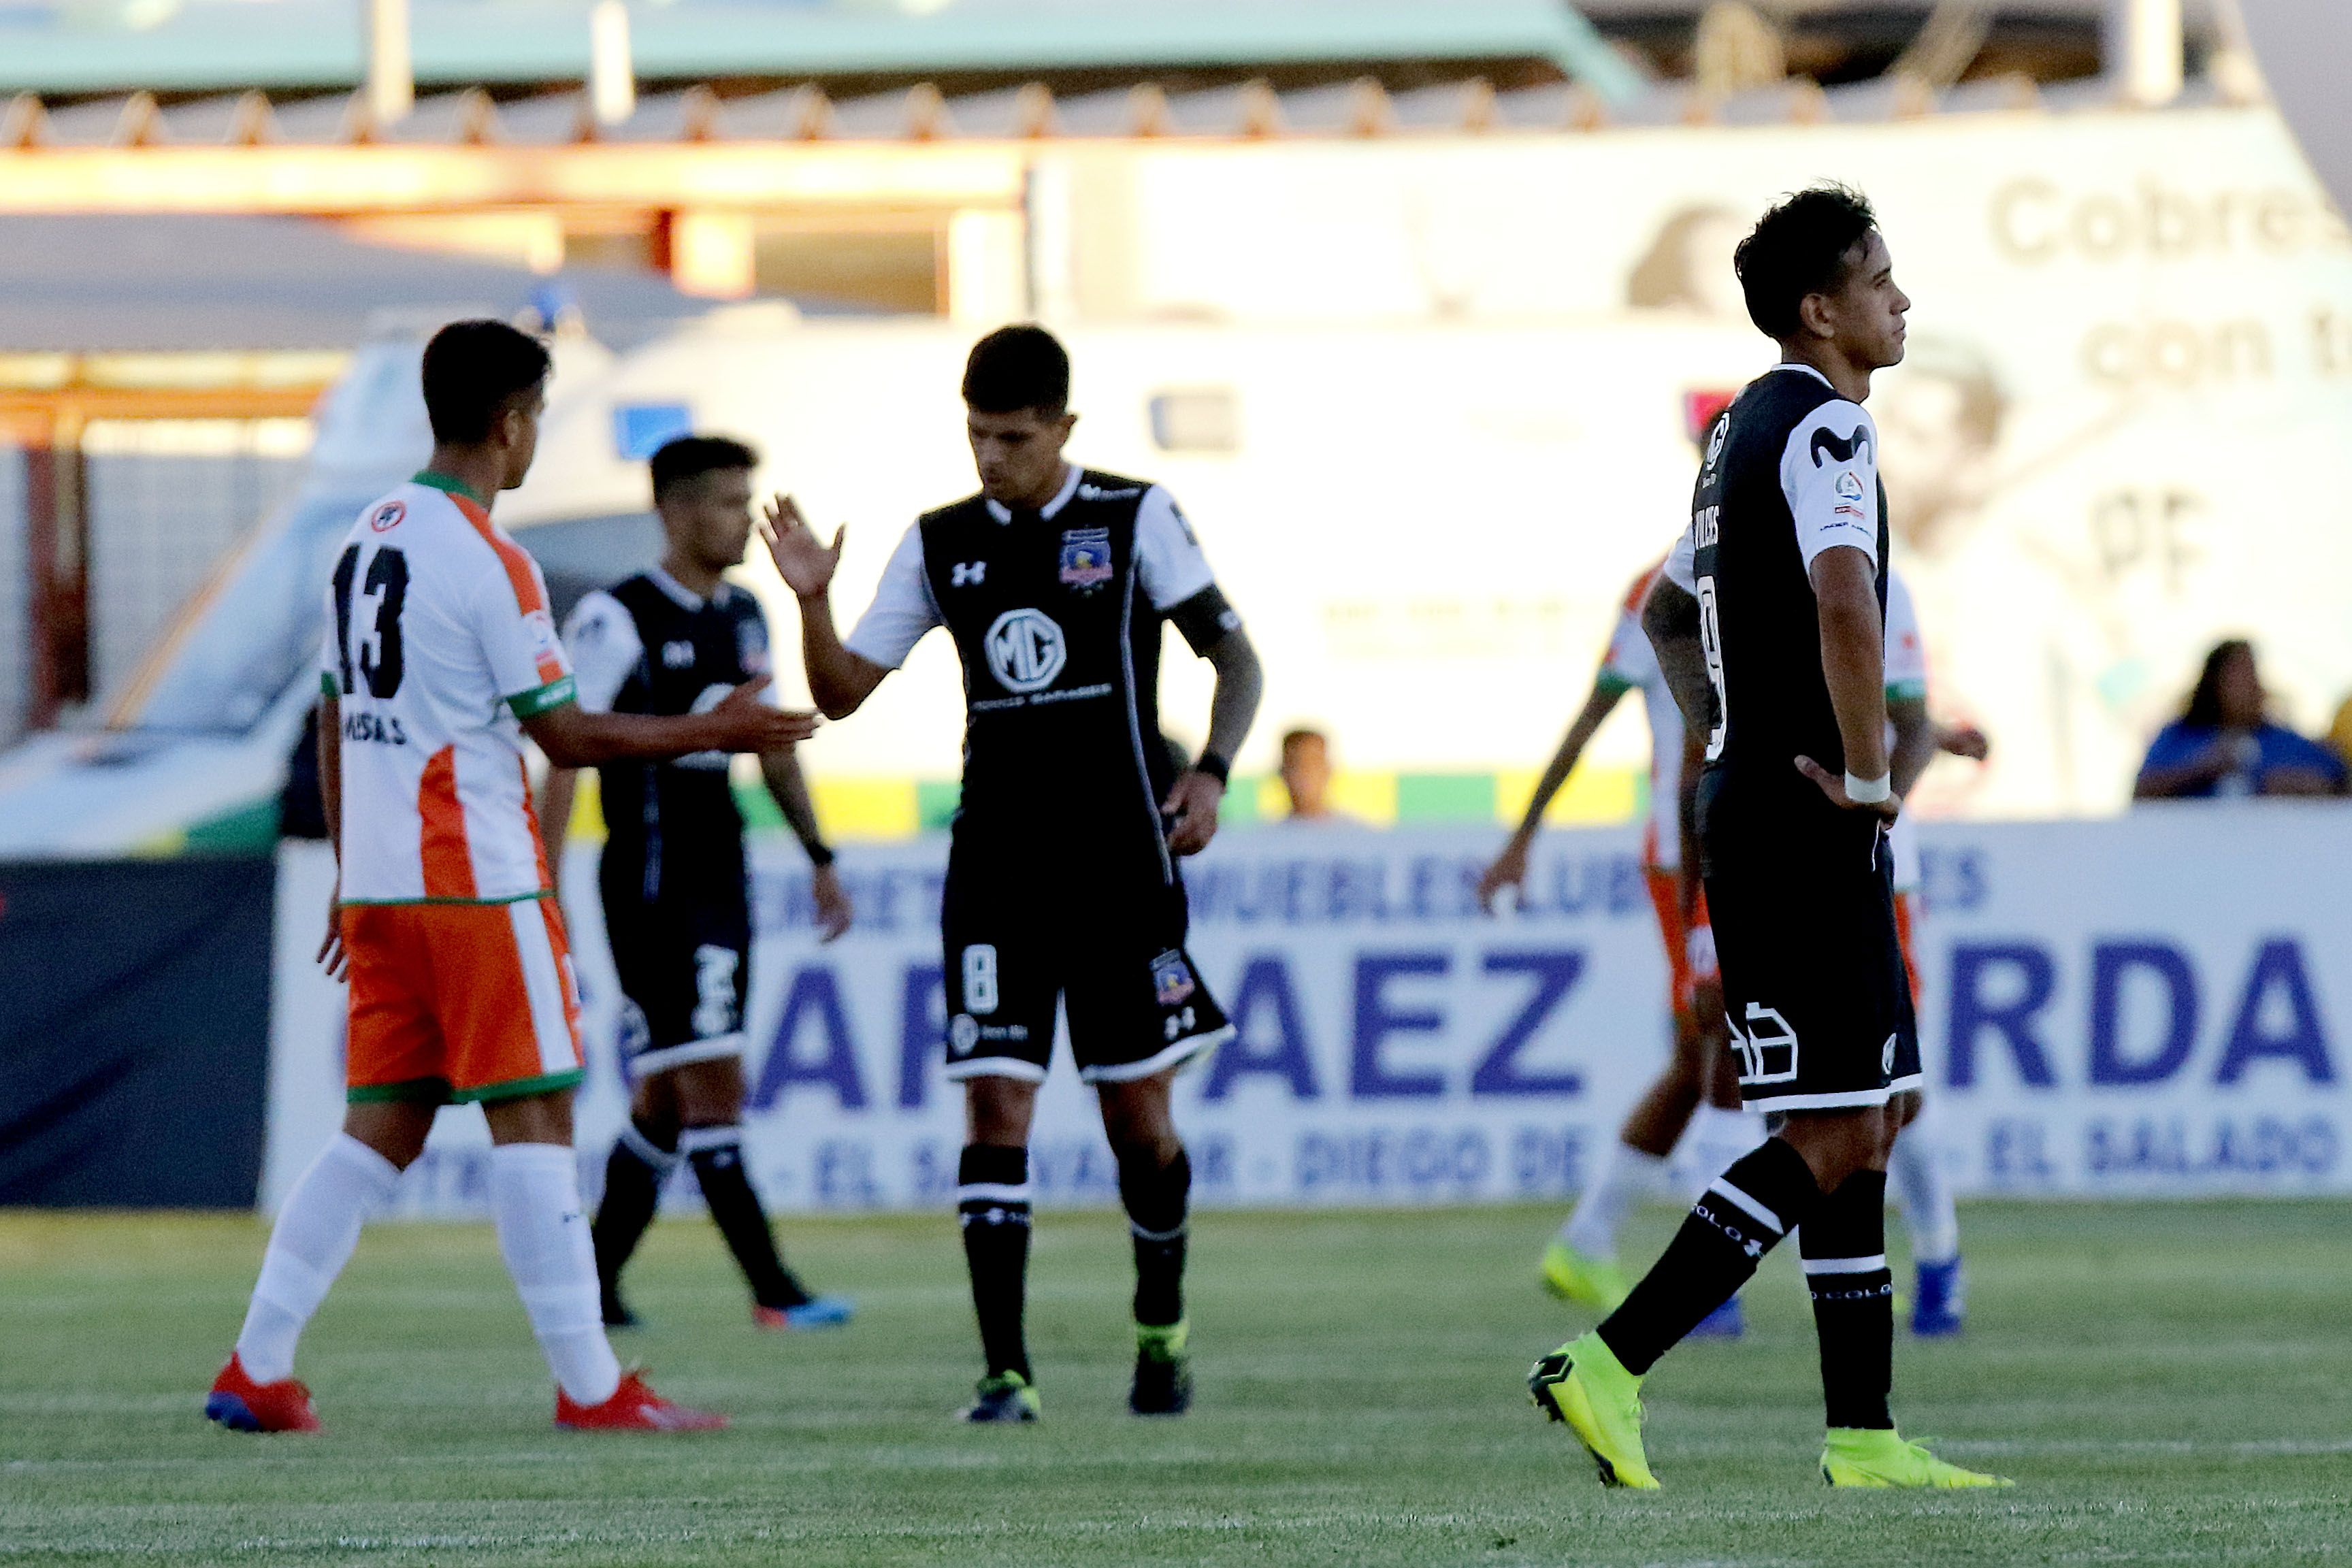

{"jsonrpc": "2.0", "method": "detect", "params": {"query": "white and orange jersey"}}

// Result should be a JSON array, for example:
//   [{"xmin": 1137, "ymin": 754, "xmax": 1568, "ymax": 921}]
[
  {"xmin": 319, "ymin": 473, "xmax": 576, "ymax": 904},
  {"xmin": 1596, "ymin": 561, "xmax": 1686, "ymax": 870},
  {"xmin": 1884, "ymin": 568, "xmax": 1927, "ymax": 894}
]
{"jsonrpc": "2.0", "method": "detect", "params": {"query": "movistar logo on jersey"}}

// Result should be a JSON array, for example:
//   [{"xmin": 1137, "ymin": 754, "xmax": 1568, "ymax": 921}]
[
  {"xmin": 1810, "ymin": 425, "xmax": 1871, "ymax": 467},
  {"xmin": 983, "ymin": 608, "xmax": 1068, "ymax": 693}
]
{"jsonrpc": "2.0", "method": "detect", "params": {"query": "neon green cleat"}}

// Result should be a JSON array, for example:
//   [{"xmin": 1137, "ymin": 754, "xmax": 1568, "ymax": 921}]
[
  {"xmin": 1527, "ymin": 1330, "xmax": 1659, "ymax": 1489},
  {"xmin": 959, "ymin": 1371, "xmax": 1041, "ymax": 1424},
  {"xmin": 1821, "ymin": 1428, "xmax": 2012, "ymax": 1488},
  {"xmin": 1539, "ymin": 1240, "xmax": 1630, "ymax": 1312}
]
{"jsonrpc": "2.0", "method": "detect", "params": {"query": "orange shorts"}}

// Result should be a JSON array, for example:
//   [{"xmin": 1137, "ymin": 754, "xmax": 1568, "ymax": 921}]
[
  {"xmin": 343, "ymin": 898, "xmax": 585, "ymax": 1105},
  {"xmin": 1644, "ymin": 865, "xmax": 1718, "ymax": 1019}
]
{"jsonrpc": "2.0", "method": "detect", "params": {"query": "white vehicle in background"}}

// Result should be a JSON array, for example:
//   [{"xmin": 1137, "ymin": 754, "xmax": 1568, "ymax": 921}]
[{"xmin": 0, "ymin": 305, "xmax": 1765, "ymax": 854}]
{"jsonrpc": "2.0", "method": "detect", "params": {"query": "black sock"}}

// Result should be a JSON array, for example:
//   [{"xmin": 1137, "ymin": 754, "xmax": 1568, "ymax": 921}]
[
  {"xmin": 958, "ymin": 1145, "xmax": 1032, "ymax": 1382},
  {"xmin": 684, "ymin": 1125, "xmax": 810, "ymax": 1309},
  {"xmin": 1802, "ymin": 1169, "xmax": 1895, "ymax": 1431},
  {"xmin": 1118, "ymin": 1146, "xmax": 1190, "ymax": 1329},
  {"xmin": 592, "ymin": 1119, "xmax": 674, "ymax": 1306},
  {"xmin": 1597, "ymin": 1137, "xmax": 1823, "ymax": 1375}
]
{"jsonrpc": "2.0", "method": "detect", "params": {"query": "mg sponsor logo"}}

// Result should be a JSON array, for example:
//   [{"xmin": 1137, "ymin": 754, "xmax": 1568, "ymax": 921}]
[{"xmin": 983, "ymin": 608, "xmax": 1067, "ymax": 693}]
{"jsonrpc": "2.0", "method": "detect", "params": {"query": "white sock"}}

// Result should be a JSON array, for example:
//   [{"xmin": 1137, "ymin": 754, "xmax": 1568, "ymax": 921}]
[
  {"xmin": 1673, "ymin": 1104, "xmax": 1769, "ymax": 1198},
  {"xmin": 1560, "ymin": 1143, "xmax": 1669, "ymax": 1260},
  {"xmin": 1889, "ymin": 1097, "xmax": 1961, "ymax": 1266},
  {"xmin": 235, "ymin": 1133, "xmax": 401, "ymax": 1383},
  {"xmin": 491, "ymin": 1141, "xmax": 623, "ymax": 1407}
]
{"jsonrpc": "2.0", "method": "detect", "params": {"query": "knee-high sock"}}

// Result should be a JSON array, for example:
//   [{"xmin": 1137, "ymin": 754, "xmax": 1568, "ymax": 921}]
[
  {"xmin": 1802, "ymin": 1169, "xmax": 1895, "ymax": 1431},
  {"xmin": 491, "ymin": 1141, "xmax": 621, "ymax": 1407},
  {"xmin": 1597, "ymin": 1137, "xmax": 1823, "ymax": 1375},
  {"xmin": 957, "ymin": 1145, "xmax": 1032, "ymax": 1382},
  {"xmin": 683, "ymin": 1124, "xmax": 809, "ymax": 1309},
  {"xmin": 1560, "ymin": 1141, "xmax": 1669, "ymax": 1260},
  {"xmin": 1117, "ymin": 1146, "xmax": 1190, "ymax": 1329},
  {"xmin": 1887, "ymin": 1098, "xmax": 1959, "ymax": 1266},
  {"xmin": 591, "ymin": 1118, "xmax": 676, "ymax": 1303},
  {"xmin": 235, "ymin": 1133, "xmax": 402, "ymax": 1382}
]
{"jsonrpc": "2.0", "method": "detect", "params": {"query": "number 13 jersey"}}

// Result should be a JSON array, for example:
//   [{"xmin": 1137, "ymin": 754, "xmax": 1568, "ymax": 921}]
[{"xmin": 319, "ymin": 473, "xmax": 578, "ymax": 904}]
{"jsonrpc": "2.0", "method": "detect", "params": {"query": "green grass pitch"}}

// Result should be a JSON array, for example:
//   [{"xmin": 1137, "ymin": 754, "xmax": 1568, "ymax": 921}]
[{"xmin": 3, "ymin": 1200, "xmax": 2349, "ymax": 1566}]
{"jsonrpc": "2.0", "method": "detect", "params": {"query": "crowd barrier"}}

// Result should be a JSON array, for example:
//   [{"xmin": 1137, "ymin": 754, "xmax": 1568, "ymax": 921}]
[
  {"xmin": 262, "ymin": 804, "xmax": 2352, "ymax": 1216},
  {"xmin": 1, "ymin": 857, "xmax": 274, "ymax": 1207}
]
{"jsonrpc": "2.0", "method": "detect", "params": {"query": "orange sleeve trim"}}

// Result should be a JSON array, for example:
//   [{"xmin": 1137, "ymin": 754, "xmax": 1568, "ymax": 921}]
[
  {"xmin": 418, "ymin": 743, "xmax": 479, "ymax": 900},
  {"xmin": 455, "ymin": 496, "xmax": 548, "ymax": 617}
]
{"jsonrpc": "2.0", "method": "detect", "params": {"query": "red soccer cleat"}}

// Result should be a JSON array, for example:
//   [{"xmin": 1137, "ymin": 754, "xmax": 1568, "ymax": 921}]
[
  {"xmin": 205, "ymin": 1352, "xmax": 323, "ymax": 1433},
  {"xmin": 555, "ymin": 1370, "xmax": 728, "ymax": 1432}
]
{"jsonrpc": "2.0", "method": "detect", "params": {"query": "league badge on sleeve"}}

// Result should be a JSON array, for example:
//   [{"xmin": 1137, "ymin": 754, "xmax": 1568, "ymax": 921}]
[
  {"xmin": 1150, "ymin": 949, "xmax": 1197, "ymax": 1007},
  {"xmin": 1058, "ymin": 528, "xmax": 1114, "ymax": 591}
]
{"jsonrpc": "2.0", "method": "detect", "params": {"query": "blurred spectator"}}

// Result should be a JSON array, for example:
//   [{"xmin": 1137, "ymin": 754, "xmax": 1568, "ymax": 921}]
[
  {"xmin": 1277, "ymin": 727, "xmax": 1357, "ymax": 824},
  {"xmin": 2326, "ymin": 693, "xmax": 2352, "ymax": 772},
  {"xmin": 2134, "ymin": 640, "xmax": 2347, "ymax": 800}
]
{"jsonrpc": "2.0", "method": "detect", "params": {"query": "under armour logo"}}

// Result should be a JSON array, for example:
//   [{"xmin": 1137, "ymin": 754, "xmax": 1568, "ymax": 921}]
[
  {"xmin": 662, "ymin": 640, "xmax": 696, "ymax": 668},
  {"xmin": 951, "ymin": 561, "xmax": 986, "ymax": 587}
]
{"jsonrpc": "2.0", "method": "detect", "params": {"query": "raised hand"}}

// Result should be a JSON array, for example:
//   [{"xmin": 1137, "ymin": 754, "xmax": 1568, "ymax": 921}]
[
  {"xmin": 1795, "ymin": 754, "xmax": 1901, "ymax": 819},
  {"xmin": 761, "ymin": 493, "xmax": 845, "ymax": 599}
]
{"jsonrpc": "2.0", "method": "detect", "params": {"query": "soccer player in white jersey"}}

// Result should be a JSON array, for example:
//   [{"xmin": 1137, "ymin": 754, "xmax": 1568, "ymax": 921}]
[
  {"xmin": 1882, "ymin": 568, "xmax": 1988, "ymax": 1336},
  {"xmin": 206, "ymin": 321, "xmax": 815, "ymax": 1435},
  {"xmin": 1480, "ymin": 560, "xmax": 1762, "ymax": 1330}
]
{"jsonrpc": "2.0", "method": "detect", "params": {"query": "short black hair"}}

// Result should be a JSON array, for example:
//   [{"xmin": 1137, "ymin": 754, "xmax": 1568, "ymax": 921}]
[
  {"xmin": 962, "ymin": 324, "xmax": 1069, "ymax": 414},
  {"xmin": 650, "ymin": 434, "xmax": 759, "ymax": 502},
  {"xmin": 421, "ymin": 319, "xmax": 551, "ymax": 444},
  {"xmin": 1733, "ymin": 185, "xmax": 1880, "ymax": 340}
]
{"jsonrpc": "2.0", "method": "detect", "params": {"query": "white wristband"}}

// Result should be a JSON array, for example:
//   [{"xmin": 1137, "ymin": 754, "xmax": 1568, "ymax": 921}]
[{"xmin": 1844, "ymin": 770, "xmax": 1892, "ymax": 804}]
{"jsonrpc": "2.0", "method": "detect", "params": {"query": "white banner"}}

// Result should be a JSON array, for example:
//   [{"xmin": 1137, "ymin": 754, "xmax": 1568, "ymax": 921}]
[{"xmin": 264, "ymin": 808, "xmax": 2352, "ymax": 1213}]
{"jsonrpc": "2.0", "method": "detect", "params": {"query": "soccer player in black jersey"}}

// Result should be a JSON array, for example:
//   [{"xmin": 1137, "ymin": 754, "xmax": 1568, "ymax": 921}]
[
  {"xmin": 767, "ymin": 325, "xmax": 1264, "ymax": 1422},
  {"xmin": 538, "ymin": 436, "xmax": 856, "ymax": 1333},
  {"xmin": 1527, "ymin": 187, "xmax": 2007, "ymax": 1490}
]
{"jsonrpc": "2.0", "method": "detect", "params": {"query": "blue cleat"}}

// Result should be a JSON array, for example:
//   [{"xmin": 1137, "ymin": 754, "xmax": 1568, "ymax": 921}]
[
  {"xmin": 1911, "ymin": 1258, "xmax": 1965, "ymax": 1337},
  {"xmin": 1688, "ymin": 1293, "xmax": 1745, "ymax": 1339},
  {"xmin": 755, "ymin": 1296, "xmax": 855, "ymax": 1331}
]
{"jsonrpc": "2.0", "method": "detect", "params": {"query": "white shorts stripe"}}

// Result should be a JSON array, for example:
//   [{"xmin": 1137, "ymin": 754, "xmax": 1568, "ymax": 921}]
[
  {"xmin": 1746, "ymin": 1073, "xmax": 1924, "ymax": 1114},
  {"xmin": 1801, "ymin": 1254, "xmax": 1891, "ymax": 1275},
  {"xmin": 506, "ymin": 900, "xmax": 578, "ymax": 1077},
  {"xmin": 1705, "ymin": 1177, "xmax": 1786, "ymax": 1235},
  {"xmin": 1079, "ymin": 1024, "xmax": 1235, "ymax": 1085}
]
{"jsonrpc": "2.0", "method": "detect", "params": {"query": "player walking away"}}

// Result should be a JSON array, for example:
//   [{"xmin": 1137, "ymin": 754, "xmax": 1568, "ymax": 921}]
[
  {"xmin": 1480, "ymin": 559, "xmax": 1761, "ymax": 1335},
  {"xmin": 208, "ymin": 322, "xmax": 814, "ymax": 1435},
  {"xmin": 536, "ymin": 435, "xmax": 857, "ymax": 1335},
  {"xmin": 1526, "ymin": 188, "xmax": 2007, "ymax": 1489},
  {"xmin": 767, "ymin": 325, "xmax": 1264, "ymax": 1422},
  {"xmin": 1882, "ymin": 567, "xmax": 1989, "ymax": 1337}
]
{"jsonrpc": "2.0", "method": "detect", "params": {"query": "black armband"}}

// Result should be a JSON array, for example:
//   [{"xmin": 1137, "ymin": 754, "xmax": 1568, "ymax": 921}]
[
  {"xmin": 1194, "ymin": 752, "xmax": 1231, "ymax": 785},
  {"xmin": 1168, "ymin": 585, "xmax": 1243, "ymax": 656},
  {"xmin": 803, "ymin": 841, "xmax": 837, "ymax": 870}
]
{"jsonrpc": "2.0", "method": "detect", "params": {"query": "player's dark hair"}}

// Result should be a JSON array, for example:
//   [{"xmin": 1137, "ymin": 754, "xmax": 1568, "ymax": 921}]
[
  {"xmin": 962, "ymin": 324, "xmax": 1070, "ymax": 414},
  {"xmin": 1733, "ymin": 185, "xmax": 1880, "ymax": 340},
  {"xmin": 421, "ymin": 319, "xmax": 551, "ymax": 444},
  {"xmin": 2181, "ymin": 638, "xmax": 2256, "ymax": 728},
  {"xmin": 650, "ymin": 434, "xmax": 759, "ymax": 502}
]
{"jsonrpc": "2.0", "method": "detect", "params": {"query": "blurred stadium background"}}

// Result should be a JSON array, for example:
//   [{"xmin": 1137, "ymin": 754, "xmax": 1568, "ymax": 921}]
[{"xmin": 3, "ymin": 3, "xmax": 2351, "ymax": 1558}]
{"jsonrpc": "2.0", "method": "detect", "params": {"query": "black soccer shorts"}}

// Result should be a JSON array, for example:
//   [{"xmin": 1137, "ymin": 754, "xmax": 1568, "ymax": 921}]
[
  {"xmin": 938, "ymin": 834, "xmax": 1232, "ymax": 1085},
  {"xmin": 1702, "ymin": 807, "xmax": 1922, "ymax": 1115},
  {"xmin": 599, "ymin": 857, "xmax": 753, "ymax": 1079}
]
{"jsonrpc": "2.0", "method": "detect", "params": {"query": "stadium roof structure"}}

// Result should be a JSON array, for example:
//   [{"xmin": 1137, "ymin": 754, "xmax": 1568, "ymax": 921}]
[
  {"xmin": 0, "ymin": 0, "xmax": 1644, "ymax": 103},
  {"xmin": 0, "ymin": 212, "xmax": 715, "ymax": 352}
]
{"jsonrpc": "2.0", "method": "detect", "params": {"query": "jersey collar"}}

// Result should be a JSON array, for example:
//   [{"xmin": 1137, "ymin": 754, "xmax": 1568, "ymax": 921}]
[
  {"xmin": 410, "ymin": 468, "xmax": 492, "ymax": 506},
  {"xmin": 982, "ymin": 462, "xmax": 1084, "ymax": 525},
  {"xmin": 647, "ymin": 564, "xmax": 728, "ymax": 612},
  {"xmin": 1772, "ymin": 362, "xmax": 1838, "ymax": 392}
]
